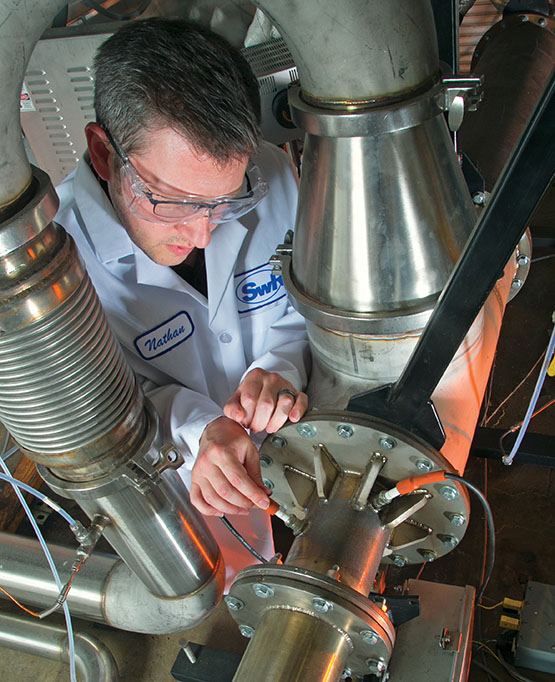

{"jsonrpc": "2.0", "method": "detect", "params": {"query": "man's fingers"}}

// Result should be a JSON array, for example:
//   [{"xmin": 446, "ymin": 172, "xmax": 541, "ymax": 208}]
[
  {"xmin": 266, "ymin": 391, "xmax": 309, "ymax": 433},
  {"xmin": 223, "ymin": 394, "xmax": 246, "ymax": 425},
  {"xmin": 289, "ymin": 392, "xmax": 308, "ymax": 422}
]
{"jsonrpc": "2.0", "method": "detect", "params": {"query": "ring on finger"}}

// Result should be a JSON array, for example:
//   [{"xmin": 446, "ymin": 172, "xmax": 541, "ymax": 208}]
[{"xmin": 277, "ymin": 388, "xmax": 296, "ymax": 400}]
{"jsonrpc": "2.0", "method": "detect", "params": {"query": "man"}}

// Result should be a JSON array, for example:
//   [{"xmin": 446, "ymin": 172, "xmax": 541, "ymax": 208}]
[{"xmin": 54, "ymin": 18, "xmax": 309, "ymax": 581}]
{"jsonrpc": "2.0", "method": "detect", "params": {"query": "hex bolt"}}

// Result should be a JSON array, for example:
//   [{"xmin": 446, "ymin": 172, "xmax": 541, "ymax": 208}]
[
  {"xmin": 271, "ymin": 436, "xmax": 287, "ymax": 449},
  {"xmin": 297, "ymin": 423, "xmax": 316, "ymax": 438},
  {"xmin": 224, "ymin": 595, "xmax": 244, "ymax": 611},
  {"xmin": 379, "ymin": 436, "xmax": 396, "ymax": 450},
  {"xmin": 420, "ymin": 550, "xmax": 438, "ymax": 562},
  {"xmin": 252, "ymin": 583, "xmax": 274, "ymax": 599},
  {"xmin": 341, "ymin": 669, "xmax": 352, "ymax": 679},
  {"xmin": 517, "ymin": 254, "xmax": 530, "ymax": 266},
  {"xmin": 262, "ymin": 478, "xmax": 274, "ymax": 490},
  {"xmin": 449, "ymin": 512, "xmax": 466, "ymax": 527},
  {"xmin": 313, "ymin": 597, "xmax": 333, "ymax": 613},
  {"xmin": 366, "ymin": 658, "xmax": 387, "ymax": 674},
  {"xmin": 439, "ymin": 485, "xmax": 459, "ymax": 501},
  {"xmin": 239, "ymin": 625, "xmax": 255, "ymax": 638},
  {"xmin": 472, "ymin": 191, "xmax": 486, "ymax": 206},
  {"xmin": 337, "ymin": 424, "xmax": 354, "ymax": 438},
  {"xmin": 259, "ymin": 454, "xmax": 273, "ymax": 468},
  {"xmin": 360, "ymin": 630, "xmax": 379, "ymax": 645},
  {"xmin": 416, "ymin": 459, "xmax": 433, "ymax": 473},
  {"xmin": 511, "ymin": 278, "xmax": 523, "ymax": 290},
  {"xmin": 392, "ymin": 554, "xmax": 407, "ymax": 568},
  {"xmin": 439, "ymin": 534, "xmax": 458, "ymax": 548}
]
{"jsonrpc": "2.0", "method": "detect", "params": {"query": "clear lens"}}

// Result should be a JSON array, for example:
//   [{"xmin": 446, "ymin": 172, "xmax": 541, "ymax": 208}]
[{"xmin": 119, "ymin": 161, "xmax": 268, "ymax": 225}]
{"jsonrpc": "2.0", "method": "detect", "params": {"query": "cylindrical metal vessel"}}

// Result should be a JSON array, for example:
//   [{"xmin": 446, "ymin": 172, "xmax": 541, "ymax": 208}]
[
  {"xmin": 0, "ymin": 532, "xmax": 223, "ymax": 634},
  {"xmin": 233, "ymin": 609, "xmax": 351, "ymax": 682},
  {"xmin": 0, "ymin": 612, "xmax": 119, "ymax": 682}
]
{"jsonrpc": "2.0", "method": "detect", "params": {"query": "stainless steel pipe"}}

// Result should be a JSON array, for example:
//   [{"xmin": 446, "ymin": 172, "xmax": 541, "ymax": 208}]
[
  {"xmin": 0, "ymin": 612, "xmax": 119, "ymax": 682},
  {"xmin": 0, "ymin": 531, "xmax": 222, "ymax": 634}
]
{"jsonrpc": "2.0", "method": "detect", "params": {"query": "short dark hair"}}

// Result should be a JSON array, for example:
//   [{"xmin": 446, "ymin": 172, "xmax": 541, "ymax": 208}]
[{"xmin": 94, "ymin": 18, "xmax": 261, "ymax": 163}]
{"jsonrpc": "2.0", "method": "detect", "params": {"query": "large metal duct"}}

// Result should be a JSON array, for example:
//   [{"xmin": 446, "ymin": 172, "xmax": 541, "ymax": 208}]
[{"xmin": 0, "ymin": 0, "xmax": 223, "ymax": 626}]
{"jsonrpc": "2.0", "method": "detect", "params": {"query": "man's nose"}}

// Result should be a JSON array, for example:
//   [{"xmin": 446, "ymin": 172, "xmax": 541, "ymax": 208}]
[{"xmin": 177, "ymin": 210, "xmax": 213, "ymax": 248}]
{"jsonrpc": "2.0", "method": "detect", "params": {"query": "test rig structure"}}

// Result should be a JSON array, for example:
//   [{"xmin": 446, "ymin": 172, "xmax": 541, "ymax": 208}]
[{"xmin": 0, "ymin": 2, "xmax": 553, "ymax": 682}]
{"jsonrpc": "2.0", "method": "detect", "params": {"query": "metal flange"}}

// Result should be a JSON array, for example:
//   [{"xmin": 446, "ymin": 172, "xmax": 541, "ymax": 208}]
[{"xmin": 260, "ymin": 412, "xmax": 470, "ymax": 565}]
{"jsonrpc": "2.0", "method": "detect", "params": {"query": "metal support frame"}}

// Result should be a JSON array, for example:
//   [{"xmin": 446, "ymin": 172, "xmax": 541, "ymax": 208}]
[
  {"xmin": 431, "ymin": 0, "xmax": 460, "ymax": 73},
  {"xmin": 348, "ymin": 72, "xmax": 555, "ymax": 448}
]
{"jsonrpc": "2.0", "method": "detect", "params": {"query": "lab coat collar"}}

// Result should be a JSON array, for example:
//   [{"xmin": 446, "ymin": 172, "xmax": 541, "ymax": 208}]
[{"xmin": 73, "ymin": 159, "xmax": 135, "ymax": 263}]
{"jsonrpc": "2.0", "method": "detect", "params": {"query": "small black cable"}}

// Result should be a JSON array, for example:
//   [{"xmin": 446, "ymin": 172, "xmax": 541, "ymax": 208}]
[
  {"xmin": 82, "ymin": 0, "xmax": 151, "ymax": 21},
  {"xmin": 445, "ymin": 473, "xmax": 495, "ymax": 603},
  {"xmin": 221, "ymin": 516, "xmax": 269, "ymax": 564}
]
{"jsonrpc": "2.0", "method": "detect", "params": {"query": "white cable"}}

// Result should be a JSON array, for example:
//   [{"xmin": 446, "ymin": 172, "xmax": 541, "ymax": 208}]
[
  {"xmin": 0, "ymin": 445, "xmax": 18, "ymax": 460},
  {"xmin": 503, "ymin": 312, "xmax": 555, "ymax": 466},
  {"xmin": 0, "ymin": 453, "xmax": 77, "ymax": 682}
]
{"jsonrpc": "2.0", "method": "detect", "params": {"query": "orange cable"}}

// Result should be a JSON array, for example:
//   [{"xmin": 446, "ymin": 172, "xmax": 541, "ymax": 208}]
[{"xmin": 0, "ymin": 585, "xmax": 40, "ymax": 618}]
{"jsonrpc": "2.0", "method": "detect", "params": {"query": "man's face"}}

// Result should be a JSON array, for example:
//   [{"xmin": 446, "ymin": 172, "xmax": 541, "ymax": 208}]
[{"xmin": 108, "ymin": 126, "xmax": 249, "ymax": 266}]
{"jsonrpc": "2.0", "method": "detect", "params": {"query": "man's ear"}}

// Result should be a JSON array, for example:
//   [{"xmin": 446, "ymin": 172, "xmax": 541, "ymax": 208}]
[{"xmin": 85, "ymin": 122, "xmax": 112, "ymax": 181}]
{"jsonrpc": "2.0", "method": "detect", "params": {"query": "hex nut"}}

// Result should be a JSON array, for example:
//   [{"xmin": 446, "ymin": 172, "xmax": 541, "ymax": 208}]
[
  {"xmin": 337, "ymin": 424, "xmax": 354, "ymax": 438},
  {"xmin": 260, "ymin": 454, "xmax": 273, "ymax": 468},
  {"xmin": 416, "ymin": 459, "xmax": 433, "ymax": 472},
  {"xmin": 239, "ymin": 625, "xmax": 255, "ymax": 638},
  {"xmin": 271, "ymin": 436, "xmax": 287, "ymax": 449},
  {"xmin": 252, "ymin": 583, "xmax": 275, "ymax": 599},
  {"xmin": 297, "ymin": 423, "xmax": 317, "ymax": 438},
  {"xmin": 449, "ymin": 513, "xmax": 466, "ymax": 527},
  {"xmin": 224, "ymin": 595, "xmax": 244, "ymax": 611},
  {"xmin": 379, "ymin": 437, "xmax": 396, "ymax": 450},
  {"xmin": 262, "ymin": 478, "xmax": 274, "ymax": 490},
  {"xmin": 439, "ymin": 485, "xmax": 459, "ymax": 501},
  {"xmin": 313, "ymin": 597, "xmax": 333, "ymax": 613},
  {"xmin": 360, "ymin": 629, "xmax": 379, "ymax": 645},
  {"xmin": 392, "ymin": 554, "xmax": 407, "ymax": 568}
]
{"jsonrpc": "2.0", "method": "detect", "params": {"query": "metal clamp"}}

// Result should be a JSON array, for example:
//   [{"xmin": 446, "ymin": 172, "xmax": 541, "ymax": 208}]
[{"xmin": 442, "ymin": 76, "xmax": 483, "ymax": 132}]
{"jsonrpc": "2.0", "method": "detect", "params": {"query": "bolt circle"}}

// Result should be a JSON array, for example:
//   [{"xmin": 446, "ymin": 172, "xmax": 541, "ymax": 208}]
[
  {"xmin": 239, "ymin": 625, "xmax": 255, "ymax": 638},
  {"xmin": 262, "ymin": 478, "xmax": 274, "ymax": 490},
  {"xmin": 252, "ymin": 583, "xmax": 274, "ymax": 599},
  {"xmin": 439, "ymin": 485, "xmax": 459, "ymax": 501},
  {"xmin": 271, "ymin": 436, "xmax": 287, "ymax": 449},
  {"xmin": 297, "ymin": 423, "xmax": 316, "ymax": 438},
  {"xmin": 360, "ymin": 629, "xmax": 380, "ymax": 645},
  {"xmin": 392, "ymin": 554, "xmax": 408, "ymax": 568},
  {"xmin": 224, "ymin": 595, "xmax": 244, "ymax": 611},
  {"xmin": 313, "ymin": 597, "xmax": 333, "ymax": 613},
  {"xmin": 449, "ymin": 513, "xmax": 466, "ymax": 527},
  {"xmin": 260, "ymin": 454, "xmax": 273, "ymax": 468},
  {"xmin": 337, "ymin": 424, "xmax": 354, "ymax": 438},
  {"xmin": 379, "ymin": 436, "xmax": 396, "ymax": 450},
  {"xmin": 416, "ymin": 459, "xmax": 433, "ymax": 472}
]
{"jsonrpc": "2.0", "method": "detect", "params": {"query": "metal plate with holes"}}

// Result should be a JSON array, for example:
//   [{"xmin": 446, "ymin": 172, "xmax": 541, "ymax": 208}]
[
  {"xmin": 228, "ymin": 564, "xmax": 395, "ymax": 678},
  {"xmin": 260, "ymin": 412, "xmax": 470, "ymax": 565}
]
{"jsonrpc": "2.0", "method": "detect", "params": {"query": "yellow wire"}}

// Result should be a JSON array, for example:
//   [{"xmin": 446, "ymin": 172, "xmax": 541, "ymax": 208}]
[
  {"xmin": 478, "ymin": 600, "xmax": 504, "ymax": 610},
  {"xmin": 0, "ymin": 585, "xmax": 40, "ymax": 618},
  {"xmin": 472, "ymin": 640, "xmax": 504, "ymax": 666}
]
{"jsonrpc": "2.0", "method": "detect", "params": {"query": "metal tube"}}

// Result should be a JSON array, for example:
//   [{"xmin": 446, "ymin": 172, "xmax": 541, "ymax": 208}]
[
  {"xmin": 233, "ymin": 608, "xmax": 351, "ymax": 682},
  {"xmin": 254, "ymin": 0, "xmax": 439, "ymax": 104},
  {"xmin": 0, "ymin": 531, "xmax": 223, "ymax": 634},
  {"xmin": 0, "ymin": 612, "xmax": 119, "ymax": 682}
]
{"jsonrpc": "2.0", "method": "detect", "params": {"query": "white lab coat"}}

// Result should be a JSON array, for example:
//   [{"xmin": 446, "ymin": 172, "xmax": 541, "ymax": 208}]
[{"xmin": 55, "ymin": 141, "xmax": 309, "ymax": 586}]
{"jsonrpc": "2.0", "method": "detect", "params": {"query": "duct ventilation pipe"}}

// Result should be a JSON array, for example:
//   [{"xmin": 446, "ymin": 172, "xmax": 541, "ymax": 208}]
[{"xmin": 0, "ymin": 0, "xmax": 223, "ymax": 625}]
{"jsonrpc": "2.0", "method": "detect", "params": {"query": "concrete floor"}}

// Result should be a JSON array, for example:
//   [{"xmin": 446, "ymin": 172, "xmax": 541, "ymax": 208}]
[{"xmin": 0, "ymin": 243, "xmax": 553, "ymax": 682}]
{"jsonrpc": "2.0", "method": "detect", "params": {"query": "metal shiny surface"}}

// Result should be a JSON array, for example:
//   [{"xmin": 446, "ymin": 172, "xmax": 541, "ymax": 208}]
[
  {"xmin": 0, "ymin": 612, "xmax": 119, "ymax": 682},
  {"xmin": 291, "ymin": 115, "xmax": 475, "ymax": 319},
  {"xmin": 253, "ymin": 0, "xmax": 439, "ymax": 103},
  {"xmin": 0, "ymin": 531, "xmax": 225, "ymax": 634},
  {"xmin": 259, "ymin": 413, "xmax": 470, "ymax": 565},
  {"xmin": 232, "ymin": 608, "xmax": 351, "ymax": 682},
  {"xmin": 0, "ymin": 166, "xmax": 59, "ymax": 257}
]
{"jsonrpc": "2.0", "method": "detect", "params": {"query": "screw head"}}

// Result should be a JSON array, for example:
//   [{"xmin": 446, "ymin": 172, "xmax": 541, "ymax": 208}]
[
  {"xmin": 224, "ymin": 595, "xmax": 244, "ymax": 611},
  {"xmin": 252, "ymin": 583, "xmax": 274, "ymax": 599},
  {"xmin": 360, "ymin": 629, "xmax": 380, "ymax": 645},
  {"xmin": 262, "ymin": 478, "xmax": 274, "ymax": 490},
  {"xmin": 366, "ymin": 658, "xmax": 387, "ymax": 673},
  {"xmin": 420, "ymin": 550, "xmax": 438, "ymax": 562},
  {"xmin": 439, "ymin": 485, "xmax": 459, "ymax": 501},
  {"xmin": 517, "ymin": 254, "xmax": 530, "ymax": 266},
  {"xmin": 392, "ymin": 554, "xmax": 408, "ymax": 568},
  {"xmin": 511, "ymin": 278, "xmax": 523, "ymax": 290},
  {"xmin": 416, "ymin": 459, "xmax": 433, "ymax": 472},
  {"xmin": 449, "ymin": 513, "xmax": 466, "ymax": 527},
  {"xmin": 472, "ymin": 191, "xmax": 486, "ymax": 205},
  {"xmin": 337, "ymin": 424, "xmax": 354, "ymax": 438},
  {"xmin": 439, "ymin": 534, "xmax": 458, "ymax": 548},
  {"xmin": 239, "ymin": 625, "xmax": 255, "ymax": 638},
  {"xmin": 313, "ymin": 597, "xmax": 333, "ymax": 613},
  {"xmin": 260, "ymin": 454, "xmax": 273, "ymax": 468},
  {"xmin": 297, "ymin": 423, "xmax": 316, "ymax": 438},
  {"xmin": 341, "ymin": 669, "xmax": 352, "ymax": 679},
  {"xmin": 271, "ymin": 436, "xmax": 287, "ymax": 449},
  {"xmin": 379, "ymin": 437, "xmax": 396, "ymax": 450}
]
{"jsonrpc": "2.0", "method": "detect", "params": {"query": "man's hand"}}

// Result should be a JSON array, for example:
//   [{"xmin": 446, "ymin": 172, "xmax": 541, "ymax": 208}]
[
  {"xmin": 223, "ymin": 368, "xmax": 308, "ymax": 433},
  {"xmin": 190, "ymin": 416, "xmax": 270, "ymax": 516}
]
